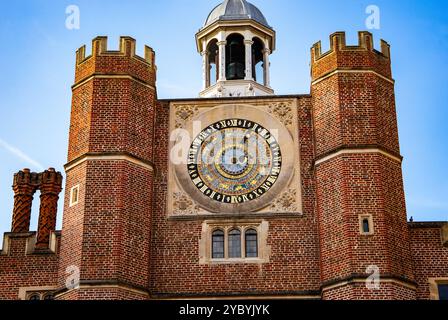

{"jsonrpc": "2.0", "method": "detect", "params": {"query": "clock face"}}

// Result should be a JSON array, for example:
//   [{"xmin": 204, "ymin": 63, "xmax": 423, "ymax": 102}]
[{"xmin": 187, "ymin": 119, "xmax": 282, "ymax": 204}]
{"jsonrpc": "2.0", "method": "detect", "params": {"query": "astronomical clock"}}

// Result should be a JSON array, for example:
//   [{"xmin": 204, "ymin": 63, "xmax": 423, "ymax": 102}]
[{"xmin": 168, "ymin": 101, "xmax": 303, "ymax": 217}]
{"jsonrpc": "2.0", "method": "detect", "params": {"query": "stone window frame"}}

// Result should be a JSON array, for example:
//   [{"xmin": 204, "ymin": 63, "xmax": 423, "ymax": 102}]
[
  {"xmin": 429, "ymin": 278, "xmax": 448, "ymax": 300},
  {"xmin": 18, "ymin": 286, "xmax": 57, "ymax": 300},
  {"xmin": 359, "ymin": 214, "xmax": 374, "ymax": 236},
  {"xmin": 69, "ymin": 184, "xmax": 80, "ymax": 207},
  {"xmin": 199, "ymin": 220, "xmax": 270, "ymax": 265}
]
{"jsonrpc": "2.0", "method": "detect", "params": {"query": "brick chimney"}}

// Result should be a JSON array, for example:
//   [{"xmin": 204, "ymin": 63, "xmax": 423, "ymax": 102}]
[
  {"xmin": 35, "ymin": 168, "xmax": 63, "ymax": 250},
  {"xmin": 11, "ymin": 169, "xmax": 40, "ymax": 233}
]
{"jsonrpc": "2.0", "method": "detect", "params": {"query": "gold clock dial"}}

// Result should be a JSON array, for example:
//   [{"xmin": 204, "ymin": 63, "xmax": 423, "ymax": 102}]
[{"xmin": 187, "ymin": 119, "xmax": 282, "ymax": 204}]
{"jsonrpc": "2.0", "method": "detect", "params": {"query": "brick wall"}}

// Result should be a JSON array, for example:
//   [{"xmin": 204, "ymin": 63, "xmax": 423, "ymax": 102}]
[
  {"xmin": 57, "ymin": 163, "xmax": 86, "ymax": 289},
  {"xmin": 0, "ymin": 233, "xmax": 60, "ymax": 300},
  {"xmin": 410, "ymin": 223, "xmax": 448, "ymax": 299},
  {"xmin": 322, "ymin": 282, "xmax": 416, "ymax": 300},
  {"xmin": 315, "ymin": 155, "xmax": 415, "ymax": 288},
  {"xmin": 149, "ymin": 97, "xmax": 322, "ymax": 298}
]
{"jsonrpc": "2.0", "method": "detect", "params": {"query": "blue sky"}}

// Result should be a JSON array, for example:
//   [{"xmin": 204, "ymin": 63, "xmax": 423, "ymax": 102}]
[{"xmin": 0, "ymin": 0, "xmax": 447, "ymax": 237}]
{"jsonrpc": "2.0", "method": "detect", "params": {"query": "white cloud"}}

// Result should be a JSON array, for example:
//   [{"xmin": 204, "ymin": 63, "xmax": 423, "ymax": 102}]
[{"xmin": 0, "ymin": 138, "xmax": 44, "ymax": 171}]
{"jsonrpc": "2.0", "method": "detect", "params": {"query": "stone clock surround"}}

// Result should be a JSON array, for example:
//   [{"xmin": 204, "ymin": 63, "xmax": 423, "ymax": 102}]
[
  {"xmin": 167, "ymin": 98, "xmax": 303, "ymax": 218},
  {"xmin": 174, "ymin": 104, "xmax": 295, "ymax": 214}
]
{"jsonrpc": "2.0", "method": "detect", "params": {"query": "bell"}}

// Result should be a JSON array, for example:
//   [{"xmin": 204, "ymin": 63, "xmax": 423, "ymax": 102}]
[
  {"xmin": 227, "ymin": 62, "xmax": 245, "ymax": 80},
  {"xmin": 229, "ymin": 39, "xmax": 240, "ymax": 47}
]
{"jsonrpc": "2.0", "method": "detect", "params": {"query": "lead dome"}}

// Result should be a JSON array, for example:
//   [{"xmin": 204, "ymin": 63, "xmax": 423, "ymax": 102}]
[{"xmin": 204, "ymin": 0, "xmax": 271, "ymax": 29}]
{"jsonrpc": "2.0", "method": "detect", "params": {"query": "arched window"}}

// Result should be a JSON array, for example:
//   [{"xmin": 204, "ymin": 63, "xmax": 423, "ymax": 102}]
[
  {"xmin": 43, "ymin": 293, "xmax": 54, "ymax": 300},
  {"xmin": 212, "ymin": 229, "xmax": 225, "ymax": 259},
  {"xmin": 245, "ymin": 229, "xmax": 258, "ymax": 258},
  {"xmin": 28, "ymin": 293, "xmax": 41, "ymax": 301},
  {"xmin": 207, "ymin": 39, "xmax": 219, "ymax": 86},
  {"xmin": 226, "ymin": 34, "xmax": 245, "ymax": 80},
  {"xmin": 252, "ymin": 38, "xmax": 265, "ymax": 85},
  {"xmin": 228, "ymin": 229, "xmax": 242, "ymax": 258}
]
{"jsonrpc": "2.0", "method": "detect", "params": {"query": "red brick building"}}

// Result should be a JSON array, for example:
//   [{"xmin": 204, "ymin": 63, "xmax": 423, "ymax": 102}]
[{"xmin": 1, "ymin": 0, "xmax": 447, "ymax": 300}]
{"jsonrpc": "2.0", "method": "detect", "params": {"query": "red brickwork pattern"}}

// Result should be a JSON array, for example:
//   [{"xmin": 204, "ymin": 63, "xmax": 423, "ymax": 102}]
[
  {"xmin": 35, "ymin": 193, "xmax": 60, "ymax": 249},
  {"xmin": 87, "ymin": 78, "xmax": 155, "ymax": 160},
  {"xmin": 36, "ymin": 169, "xmax": 63, "ymax": 249},
  {"xmin": 0, "ymin": 234, "xmax": 60, "ymax": 300},
  {"xmin": 410, "ymin": 224, "xmax": 448, "ymax": 299},
  {"xmin": 11, "ymin": 170, "xmax": 40, "ymax": 233},
  {"xmin": 312, "ymin": 72, "xmax": 399, "ymax": 157},
  {"xmin": 57, "ymin": 162, "xmax": 86, "ymax": 289},
  {"xmin": 75, "ymin": 161, "xmax": 152, "ymax": 288},
  {"xmin": 11, "ymin": 192, "xmax": 35, "ymax": 233},
  {"xmin": 75, "ymin": 37, "xmax": 155, "ymax": 86},
  {"xmin": 316, "ymin": 154, "xmax": 414, "ymax": 283},
  {"xmin": 380, "ymin": 156, "xmax": 414, "ymax": 279},
  {"xmin": 312, "ymin": 31, "xmax": 415, "ymax": 299},
  {"xmin": 68, "ymin": 84, "xmax": 93, "ymax": 161},
  {"xmin": 322, "ymin": 282, "xmax": 416, "ymax": 300},
  {"xmin": 68, "ymin": 37, "xmax": 156, "ymax": 163}
]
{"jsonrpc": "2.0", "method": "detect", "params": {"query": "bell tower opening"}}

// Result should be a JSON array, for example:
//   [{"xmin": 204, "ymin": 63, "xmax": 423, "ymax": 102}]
[
  {"xmin": 226, "ymin": 34, "xmax": 245, "ymax": 80},
  {"xmin": 207, "ymin": 39, "xmax": 219, "ymax": 86},
  {"xmin": 252, "ymin": 37, "xmax": 265, "ymax": 85}
]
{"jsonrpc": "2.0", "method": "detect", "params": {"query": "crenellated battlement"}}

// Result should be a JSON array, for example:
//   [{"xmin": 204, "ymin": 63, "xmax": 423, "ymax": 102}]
[
  {"xmin": 74, "ymin": 36, "xmax": 157, "ymax": 86},
  {"xmin": 310, "ymin": 31, "xmax": 392, "ymax": 81},
  {"xmin": 76, "ymin": 36, "xmax": 155, "ymax": 67},
  {"xmin": 312, "ymin": 31, "xmax": 390, "ymax": 61}
]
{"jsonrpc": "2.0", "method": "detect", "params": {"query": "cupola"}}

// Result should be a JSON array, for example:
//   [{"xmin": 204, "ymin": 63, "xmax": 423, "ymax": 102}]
[{"xmin": 196, "ymin": 0, "xmax": 276, "ymax": 98}]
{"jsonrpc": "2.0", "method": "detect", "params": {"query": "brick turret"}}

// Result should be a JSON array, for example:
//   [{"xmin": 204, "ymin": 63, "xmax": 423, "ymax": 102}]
[
  {"xmin": 311, "ymin": 32, "xmax": 416, "ymax": 299},
  {"xmin": 57, "ymin": 37, "xmax": 157, "ymax": 300}
]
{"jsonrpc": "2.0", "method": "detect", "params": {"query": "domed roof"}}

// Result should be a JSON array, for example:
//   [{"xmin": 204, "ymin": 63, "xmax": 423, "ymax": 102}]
[{"xmin": 204, "ymin": 0, "xmax": 271, "ymax": 29}]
